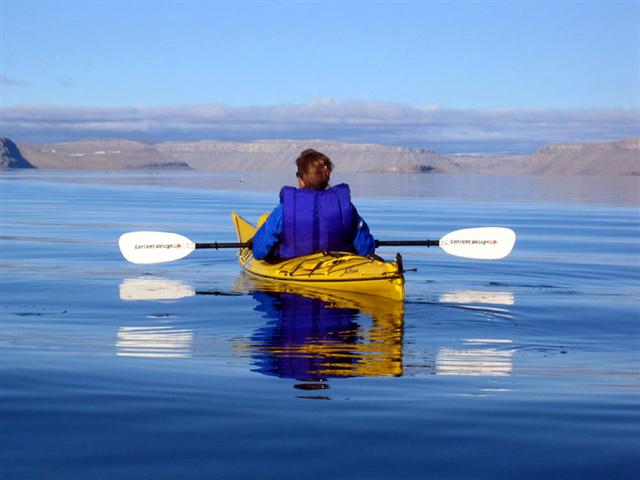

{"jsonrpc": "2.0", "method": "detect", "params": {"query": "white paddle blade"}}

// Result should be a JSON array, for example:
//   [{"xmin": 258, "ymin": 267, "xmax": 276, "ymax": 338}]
[
  {"xmin": 439, "ymin": 227, "xmax": 516, "ymax": 260},
  {"xmin": 119, "ymin": 232, "xmax": 196, "ymax": 264}
]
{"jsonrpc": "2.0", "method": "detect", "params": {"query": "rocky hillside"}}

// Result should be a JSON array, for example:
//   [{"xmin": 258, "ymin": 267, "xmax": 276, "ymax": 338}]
[{"xmin": 1, "ymin": 138, "xmax": 35, "ymax": 169}]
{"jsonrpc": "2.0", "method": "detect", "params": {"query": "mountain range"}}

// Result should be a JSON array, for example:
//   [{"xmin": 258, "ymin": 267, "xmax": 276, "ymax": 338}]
[{"xmin": 2, "ymin": 137, "xmax": 638, "ymax": 175}]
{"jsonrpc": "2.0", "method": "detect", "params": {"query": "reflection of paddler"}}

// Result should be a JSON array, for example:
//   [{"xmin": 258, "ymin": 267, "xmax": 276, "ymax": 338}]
[
  {"xmin": 249, "ymin": 291, "xmax": 360, "ymax": 381},
  {"xmin": 235, "ymin": 281, "xmax": 404, "ymax": 381}
]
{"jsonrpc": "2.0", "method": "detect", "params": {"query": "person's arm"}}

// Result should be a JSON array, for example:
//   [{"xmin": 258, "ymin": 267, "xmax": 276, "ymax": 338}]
[
  {"xmin": 351, "ymin": 205, "xmax": 376, "ymax": 256},
  {"xmin": 251, "ymin": 204, "xmax": 284, "ymax": 260}
]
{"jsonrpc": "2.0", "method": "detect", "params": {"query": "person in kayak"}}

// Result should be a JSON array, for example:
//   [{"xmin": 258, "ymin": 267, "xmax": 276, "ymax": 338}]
[{"xmin": 251, "ymin": 149, "xmax": 376, "ymax": 261}]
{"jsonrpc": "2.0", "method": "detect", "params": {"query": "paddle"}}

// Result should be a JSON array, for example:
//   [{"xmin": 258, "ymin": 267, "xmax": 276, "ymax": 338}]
[{"xmin": 119, "ymin": 227, "xmax": 516, "ymax": 265}]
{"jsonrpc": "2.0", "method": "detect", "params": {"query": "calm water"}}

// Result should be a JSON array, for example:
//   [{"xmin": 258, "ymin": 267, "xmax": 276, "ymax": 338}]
[{"xmin": 1, "ymin": 171, "xmax": 639, "ymax": 479}]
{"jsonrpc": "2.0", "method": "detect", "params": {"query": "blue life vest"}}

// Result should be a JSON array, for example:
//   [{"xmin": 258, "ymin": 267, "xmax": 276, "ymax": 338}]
[{"xmin": 278, "ymin": 183, "xmax": 354, "ymax": 259}]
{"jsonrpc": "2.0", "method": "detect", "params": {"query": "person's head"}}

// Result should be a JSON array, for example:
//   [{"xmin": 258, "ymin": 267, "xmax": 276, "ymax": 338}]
[{"xmin": 295, "ymin": 149, "xmax": 334, "ymax": 190}]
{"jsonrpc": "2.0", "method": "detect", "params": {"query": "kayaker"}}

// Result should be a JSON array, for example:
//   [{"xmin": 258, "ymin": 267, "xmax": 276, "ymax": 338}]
[{"xmin": 251, "ymin": 149, "xmax": 376, "ymax": 261}]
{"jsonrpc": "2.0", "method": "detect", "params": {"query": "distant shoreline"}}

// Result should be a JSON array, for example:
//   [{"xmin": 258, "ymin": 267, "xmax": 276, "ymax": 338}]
[{"xmin": 2, "ymin": 137, "xmax": 639, "ymax": 176}]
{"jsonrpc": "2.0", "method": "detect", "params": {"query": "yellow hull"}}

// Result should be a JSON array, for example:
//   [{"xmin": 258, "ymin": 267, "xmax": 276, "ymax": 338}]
[{"xmin": 231, "ymin": 212, "xmax": 405, "ymax": 301}]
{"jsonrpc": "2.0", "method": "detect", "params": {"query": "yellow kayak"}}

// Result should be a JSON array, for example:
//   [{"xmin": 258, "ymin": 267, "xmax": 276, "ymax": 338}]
[{"xmin": 231, "ymin": 212, "xmax": 405, "ymax": 301}]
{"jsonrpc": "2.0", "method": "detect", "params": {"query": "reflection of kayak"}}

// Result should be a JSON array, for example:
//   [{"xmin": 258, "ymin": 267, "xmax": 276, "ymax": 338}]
[
  {"xmin": 234, "ymin": 278, "xmax": 405, "ymax": 380},
  {"xmin": 234, "ymin": 273, "xmax": 404, "ymax": 320},
  {"xmin": 232, "ymin": 212, "xmax": 405, "ymax": 301}
]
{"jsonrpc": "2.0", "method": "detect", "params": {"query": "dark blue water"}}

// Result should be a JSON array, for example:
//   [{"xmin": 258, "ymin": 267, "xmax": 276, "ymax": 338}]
[{"xmin": 1, "ymin": 171, "xmax": 639, "ymax": 479}]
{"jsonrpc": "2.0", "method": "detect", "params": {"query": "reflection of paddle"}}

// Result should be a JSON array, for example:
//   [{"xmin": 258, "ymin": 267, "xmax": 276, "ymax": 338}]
[
  {"xmin": 119, "ymin": 277, "xmax": 242, "ymax": 301},
  {"xmin": 439, "ymin": 290, "xmax": 515, "ymax": 306},
  {"xmin": 118, "ymin": 227, "xmax": 516, "ymax": 264},
  {"xmin": 118, "ymin": 276, "xmax": 400, "ymax": 315}
]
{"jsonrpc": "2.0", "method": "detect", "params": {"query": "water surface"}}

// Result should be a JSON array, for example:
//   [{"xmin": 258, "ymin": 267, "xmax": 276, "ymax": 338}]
[{"xmin": 1, "ymin": 171, "xmax": 639, "ymax": 479}]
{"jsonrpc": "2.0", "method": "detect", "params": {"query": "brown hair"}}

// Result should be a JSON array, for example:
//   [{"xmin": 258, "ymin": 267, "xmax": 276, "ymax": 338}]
[{"xmin": 296, "ymin": 149, "xmax": 334, "ymax": 190}]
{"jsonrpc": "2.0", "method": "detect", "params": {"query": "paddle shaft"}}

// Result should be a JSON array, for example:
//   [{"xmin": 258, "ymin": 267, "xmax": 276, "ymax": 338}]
[
  {"xmin": 194, "ymin": 240, "xmax": 439, "ymax": 250},
  {"xmin": 376, "ymin": 240, "xmax": 439, "ymax": 247},
  {"xmin": 196, "ymin": 242, "xmax": 248, "ymax": 249}
]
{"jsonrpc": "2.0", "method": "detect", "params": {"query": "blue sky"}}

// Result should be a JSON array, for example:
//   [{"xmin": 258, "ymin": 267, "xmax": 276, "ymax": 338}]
[{"xmin": 2, "ymin": 0, "xmax": 639, "ymax": 151}]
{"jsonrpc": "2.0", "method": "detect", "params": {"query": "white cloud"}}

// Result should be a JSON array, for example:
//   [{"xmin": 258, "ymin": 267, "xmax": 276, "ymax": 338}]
[{"xmin": 2, "ymin": 99, "xmax": 638, "ymax": 153}]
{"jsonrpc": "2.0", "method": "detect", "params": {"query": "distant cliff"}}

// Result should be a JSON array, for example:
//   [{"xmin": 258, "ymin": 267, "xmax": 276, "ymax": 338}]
[
  {"xmin": 155, "ymin": 139, "xmax": 457, "ymax": 172},
  {"xmin": 8, "ymin": 137, "xmax": 640, "ymax": 175},
  {"xmin": 521, "ymin": 138, "xmax": 640, "ymax": 176},
  {"xmin": 1, "ymin": 138, "xmax": 35, "ymax": 169},
  {"xmin": 16, "ymin": 138, "xmax": 456, "ymax": 173},
  {"xmin": 17, "ymin": 139, "xmax": 181, "ymax": 170}
]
